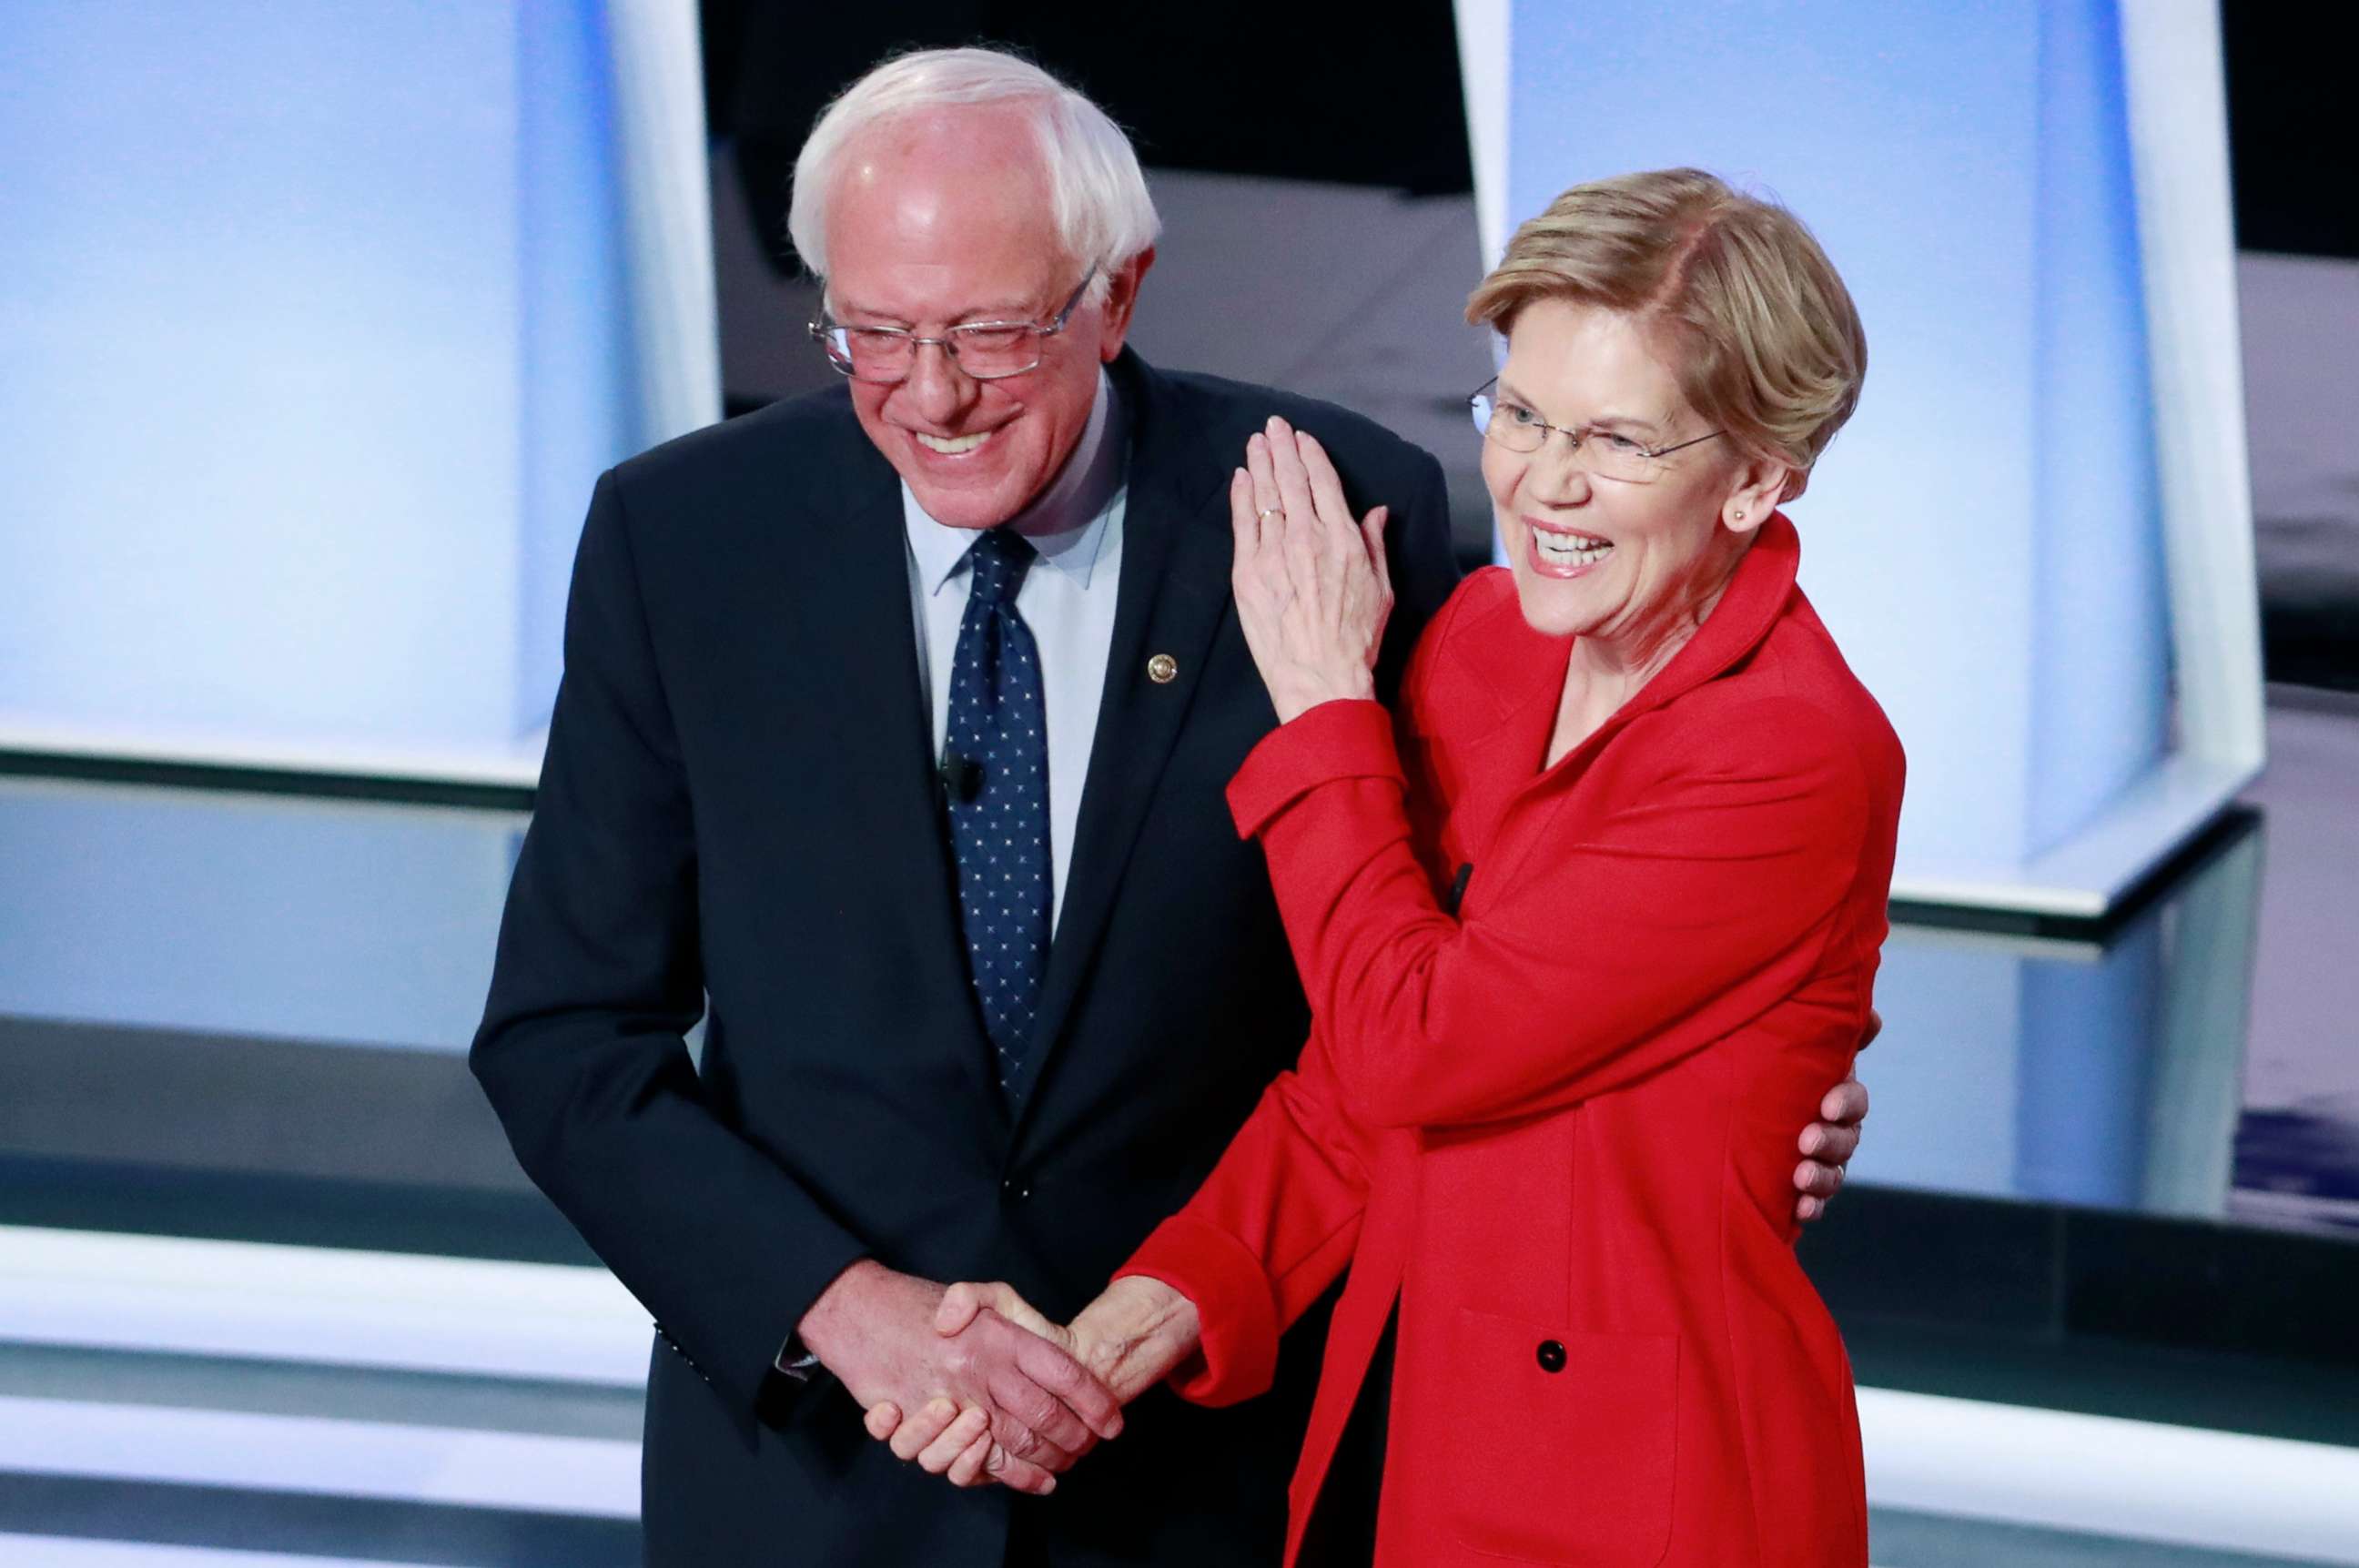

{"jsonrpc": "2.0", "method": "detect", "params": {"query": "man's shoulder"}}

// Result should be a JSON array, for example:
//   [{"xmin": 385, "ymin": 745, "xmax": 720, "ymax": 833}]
[
  {"xmin": 605, "ymin": 384, "xmax": 876, "ymax": 513},
  {"xmin": 1148, "ymin": 363, "xmax": 1441, "ymax": 483}
]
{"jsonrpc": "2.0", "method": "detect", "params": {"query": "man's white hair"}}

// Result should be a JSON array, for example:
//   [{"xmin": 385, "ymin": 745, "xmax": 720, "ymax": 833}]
[{"xmin": 787, "ymin": 46, "xmax": 1161, "ymax": 306}]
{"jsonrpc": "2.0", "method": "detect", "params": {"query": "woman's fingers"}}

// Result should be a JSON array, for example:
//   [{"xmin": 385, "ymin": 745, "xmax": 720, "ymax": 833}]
[
  {"xmin": 947, "ymin": 1432, "xmax": 997, "ymax": 1488},
  {"xmin": 936, "ymin": 1280, "xmax": 1066, "ymax": 1347},
  {"xmin": 1293, "ymin": 430, "xmax": 1364, "ymax": 612},
  {"xmin": 1264, "ymin": 420, "xmax": 1328, "ymax": 582},
  {"xmin": 1230, "ymin": 419, "xmax": 1387, "ymax": 722},
  {"xmin": 1294, "ymin": 429, "xmax": 1358, "ymax": 541},
  {"xmin": 1361, "ymin": 505, "xmax": 1393, "ymax": 619},
  {"xmin": 917, "ymin": 1403, "xmax": 993, "ymax": 1476},
  {"xmin": 934, "ymin": 1282, "xmax": 985, "ymax": 1337},
  {"xmin": 879, "ymin": 1393, "xmax": 1060, "ymax": 1495},
  {"xmin": 1245, "ymin": 431, "xmax": 1284, "ymax": 537},
  {"xmin": 890, "ymin": 1396, "xmax": 964, "ymax": 1462},
  {"xmin": 1265, "ymin": 417, "xmax": 1321, "ymax": 524},
  {"xmin": 1279, "ymin": 423, "xmax": 1388, "ymax": 631},
  {"xmin": 1243, "ymin": 434, "xmax": 1300, "ymax": 606},
  {"xmin": 984, "ymin": 1440, "xmax": 1059, "ymax": 1496}
]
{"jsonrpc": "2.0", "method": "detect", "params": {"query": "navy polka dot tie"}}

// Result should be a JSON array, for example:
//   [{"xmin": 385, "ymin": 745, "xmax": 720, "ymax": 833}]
[{"xmin": 945, "ymin": 528, "xmax": 1051, "ymax": 1108}]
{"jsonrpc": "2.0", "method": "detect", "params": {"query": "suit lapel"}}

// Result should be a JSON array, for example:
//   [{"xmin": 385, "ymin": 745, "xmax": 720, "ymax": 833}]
[
  {"xmin": 800, "ymin": 426, "xmax": 1011, "ymax": 1138},
  {"xmin": 1016, "ymin": 358, "xmax": 1234, "ymax": 1129}
]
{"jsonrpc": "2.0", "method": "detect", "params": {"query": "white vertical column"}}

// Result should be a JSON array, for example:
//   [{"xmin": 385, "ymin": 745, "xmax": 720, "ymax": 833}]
[
  {"xmin": 605, "ymin": 0, "xmax": 724, "ymax": 451},
  {"xmin": 2119, "ymin": 0, "xmax": 2265, "ymax": 777}
]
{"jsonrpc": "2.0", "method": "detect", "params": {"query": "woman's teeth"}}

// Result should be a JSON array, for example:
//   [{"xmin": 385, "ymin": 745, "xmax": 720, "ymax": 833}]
[
  {"xmin": 1534, "ymin": 530, "xmax": 1612, "ymax": 566},
  {"xmin": 916, "ymin": 430, "xmax": 992, "ymax": 456}
]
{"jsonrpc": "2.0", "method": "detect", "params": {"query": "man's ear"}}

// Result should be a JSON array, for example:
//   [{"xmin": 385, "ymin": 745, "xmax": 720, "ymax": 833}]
[{"xmin": 1097, "ymin": 247, "xmax": 1156, "ymax": 362}]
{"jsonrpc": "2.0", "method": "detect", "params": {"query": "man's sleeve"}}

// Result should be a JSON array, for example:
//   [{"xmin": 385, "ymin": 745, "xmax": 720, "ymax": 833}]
[
  {"xmin": 471, "ymin": 471, "xmax": 868, "ymax": 1441},
  {"xmin": 1372, "ymin": 449, "xmax": 1463, "ymax": 700}
]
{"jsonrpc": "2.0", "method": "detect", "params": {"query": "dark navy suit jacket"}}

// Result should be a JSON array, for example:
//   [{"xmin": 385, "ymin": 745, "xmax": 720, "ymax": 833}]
[{"xmin": 471, "ymin": 349, "xmax": 1461, "ymax": 1565}]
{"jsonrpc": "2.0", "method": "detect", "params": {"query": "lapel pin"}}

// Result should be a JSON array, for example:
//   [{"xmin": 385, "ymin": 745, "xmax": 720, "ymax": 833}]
[{"xmin": 1147, "ymin": 653, "xmax": 1179, "ymax": 684}]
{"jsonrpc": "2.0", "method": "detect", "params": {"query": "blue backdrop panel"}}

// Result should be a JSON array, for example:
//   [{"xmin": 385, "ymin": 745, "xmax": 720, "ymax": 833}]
[
  {"xmin": 0, "ymin": 0, "xmax": 639, "ymax": 759},
  {"xmin": 1502, "ymin": 0, "xmax": 2171, "ymax": 884},
  {"xmin": 0, "ymin": 782, "xmax": 515, "ymax": 1051}
]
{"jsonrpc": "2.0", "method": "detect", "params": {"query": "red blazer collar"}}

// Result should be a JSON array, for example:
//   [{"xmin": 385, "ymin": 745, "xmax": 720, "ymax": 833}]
[{"xmin": 1621, "ymin": 509, "xmax": 1801, "ymax": 720}]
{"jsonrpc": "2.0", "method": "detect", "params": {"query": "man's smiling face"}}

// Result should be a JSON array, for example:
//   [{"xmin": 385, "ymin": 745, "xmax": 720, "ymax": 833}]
[{"xmin": 825, "ymin": 107, "xmax": 1145, "ymax": 530}]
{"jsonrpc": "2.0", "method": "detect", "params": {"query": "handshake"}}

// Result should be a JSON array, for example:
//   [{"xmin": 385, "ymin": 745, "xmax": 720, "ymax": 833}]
[{"xmin": 796, "ymin": 1261, "xmax": 1203, "ymax": 1495}]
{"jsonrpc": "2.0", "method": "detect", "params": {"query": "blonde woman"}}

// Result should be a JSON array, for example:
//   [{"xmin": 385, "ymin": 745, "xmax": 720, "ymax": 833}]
[{"xmin": 905, "ymin": 168, "xmax": 1898, "ymax": 1567}]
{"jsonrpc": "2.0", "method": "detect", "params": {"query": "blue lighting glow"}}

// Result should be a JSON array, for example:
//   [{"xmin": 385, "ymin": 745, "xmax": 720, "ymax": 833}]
[
  {"xmin": 1503, "ymin": 0, "xmax": 2171, "ymax": 878},
  {"xmin": 0, "ymin": 1, "xmax": 653, "ymax": 759}
]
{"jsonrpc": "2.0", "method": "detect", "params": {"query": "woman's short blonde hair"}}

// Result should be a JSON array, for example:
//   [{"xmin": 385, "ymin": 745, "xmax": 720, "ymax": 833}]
[{"xmin": 1467, "ymin": 168, "xmax": 1865, "ymax": 491}]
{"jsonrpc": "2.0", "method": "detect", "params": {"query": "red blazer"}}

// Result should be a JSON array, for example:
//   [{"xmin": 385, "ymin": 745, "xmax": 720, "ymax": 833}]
[{"xmin": 1119, "ymin": 516, "xmax": 1903, "ymax": 1567}]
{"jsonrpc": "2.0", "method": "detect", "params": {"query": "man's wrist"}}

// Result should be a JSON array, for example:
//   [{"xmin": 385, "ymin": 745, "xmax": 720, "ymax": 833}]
[{"xmin": 795, "ymin": 1257, "xmax": 886, "ymax": 1370}]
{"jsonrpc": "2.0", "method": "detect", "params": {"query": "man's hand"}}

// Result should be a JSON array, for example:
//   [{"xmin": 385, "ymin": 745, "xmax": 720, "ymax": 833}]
[
  {"xmin": 1794, "ymin": 1009, "xmax": 1878, "ymax": 1222},
  {"xmin": 1792, "ymin": 1007, "xmax": 1880, "ymax": 1224},
  {"xmin": 797, "ymin": 1260, "xmax": 1122, "ymax": 1495},
  {"xmin": 866, "ymin": 1276, "xmax": 1201, "ymax": 1486}
]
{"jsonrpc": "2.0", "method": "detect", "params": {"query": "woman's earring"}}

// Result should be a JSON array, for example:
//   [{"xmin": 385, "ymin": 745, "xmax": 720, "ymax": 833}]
[{"xmin": 1734, "ymin": 509, "xmax": 1746, "ymax": 521}]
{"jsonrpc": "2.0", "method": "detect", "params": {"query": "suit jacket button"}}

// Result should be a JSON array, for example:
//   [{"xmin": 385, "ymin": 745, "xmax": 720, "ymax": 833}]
[
  {"xmin": 1001, "ymin": 1178, "xmax": 1031, "ymax": 1201},
  {"xmin": 1535, "ymin": 1340, "xmax": 1567, "ymax": 1373}
]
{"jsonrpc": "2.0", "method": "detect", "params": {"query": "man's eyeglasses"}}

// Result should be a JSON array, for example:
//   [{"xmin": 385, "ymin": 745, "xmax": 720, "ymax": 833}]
[
  {"xmin": 1469, "ymin": 378, "xmax": 1722, "ymax": 484},
  {"xmin": 811, "ymin": 268, "xmax": 1099, "ymax": 384}
]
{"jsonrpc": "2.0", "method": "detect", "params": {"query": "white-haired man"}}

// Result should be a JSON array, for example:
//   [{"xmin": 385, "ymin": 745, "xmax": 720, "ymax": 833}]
[{"xmin": 472, "ymin": 46, "xmax": 1866, "ymax": 1567}]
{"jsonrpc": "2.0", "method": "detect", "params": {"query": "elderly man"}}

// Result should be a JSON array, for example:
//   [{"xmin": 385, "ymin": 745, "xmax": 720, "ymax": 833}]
[{"xmin": 471, "ymin": 46, "xmax": 1866, "ymax": 1568}]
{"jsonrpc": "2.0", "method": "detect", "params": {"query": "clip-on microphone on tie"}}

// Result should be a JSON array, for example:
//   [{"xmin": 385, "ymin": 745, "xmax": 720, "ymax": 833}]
[{"xmin": 938, "ymin": 748, "xmax": 983, "ymax": 804}]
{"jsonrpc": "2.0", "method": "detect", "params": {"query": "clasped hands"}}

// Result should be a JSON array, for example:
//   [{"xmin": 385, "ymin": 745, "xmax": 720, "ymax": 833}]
[
  {"xmin": 831, "ymin": 1268, "xmax": 1198, "ymax": 1495},
  {"xmin": 840, "ymin": 1082, "xmax": 1868, "ymax": 1496}
]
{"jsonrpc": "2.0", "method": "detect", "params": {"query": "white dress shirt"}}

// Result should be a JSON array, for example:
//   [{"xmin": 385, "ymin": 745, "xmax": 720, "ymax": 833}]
[{"xmin": 901, "ymin": 369, "xmax": 1128, "ymax": 931}]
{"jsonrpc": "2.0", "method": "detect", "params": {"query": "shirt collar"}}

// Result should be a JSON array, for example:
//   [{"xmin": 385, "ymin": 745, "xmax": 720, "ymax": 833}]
[{"xmin": 904, "ymin": 368, "xmax": 1128, "ymax": 597}]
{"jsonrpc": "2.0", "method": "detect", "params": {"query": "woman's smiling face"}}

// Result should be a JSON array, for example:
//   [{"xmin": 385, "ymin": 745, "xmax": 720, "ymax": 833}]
[{"xmin": 1484, "ymin": 298, "xmax": 1765, "ymax": 648}]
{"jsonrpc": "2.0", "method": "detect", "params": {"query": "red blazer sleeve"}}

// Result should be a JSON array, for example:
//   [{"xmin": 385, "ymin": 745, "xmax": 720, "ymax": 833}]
[
  {"xmin": 1226, "ymin": 689, "xmax": 1872, "ymax": 1132},
  {"xmin": 1116, "ymin": 1017, "xmax": 1382, "ymax": 1406},
  {"xmin": 1111, "ymin": 602, "xmax": 1470, "ymax": 1407}
]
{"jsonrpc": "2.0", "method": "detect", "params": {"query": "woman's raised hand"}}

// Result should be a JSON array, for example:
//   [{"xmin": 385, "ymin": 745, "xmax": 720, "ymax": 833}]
[{"xmin": 1230, "ymin": 415, "xmax": 1393, "ymax": 724}]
